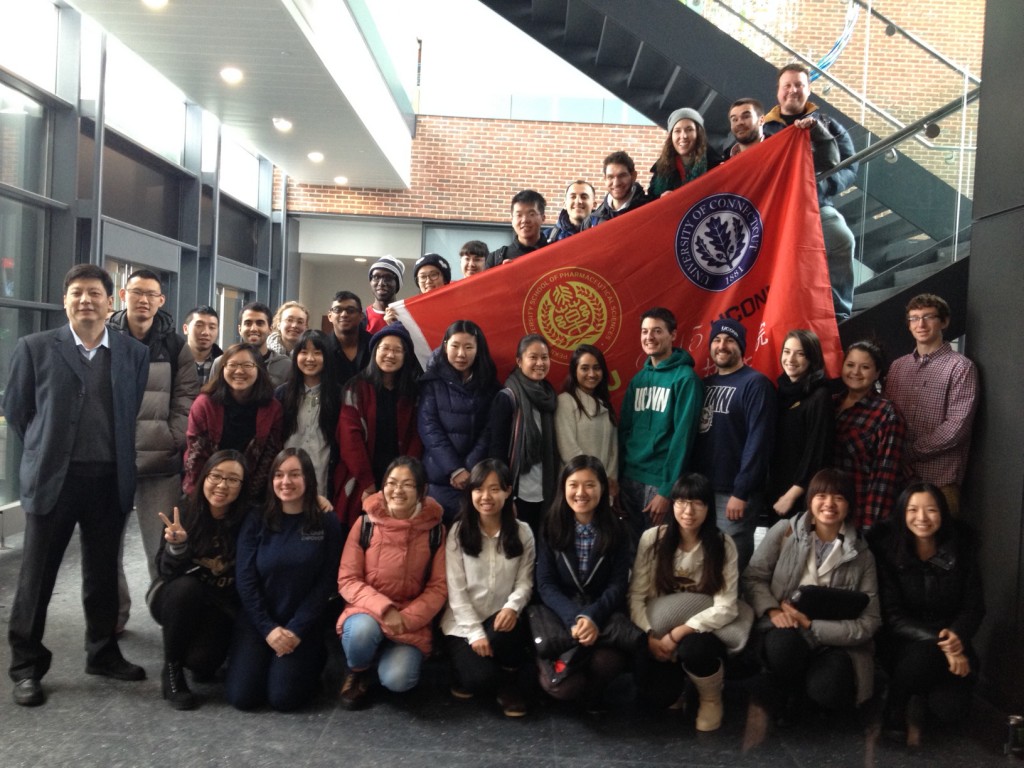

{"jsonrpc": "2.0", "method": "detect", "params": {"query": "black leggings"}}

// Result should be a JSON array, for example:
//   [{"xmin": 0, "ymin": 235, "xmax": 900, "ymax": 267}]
[
  {"xmin": 761, "ymin": 627, "xmax": 856, "ymax": 711},
  {"xmin": 536, "ymin": 646, "xmax": 627, "ymax": 703},
  {"xmin": 149, "ymin": 574, "xmax": 234, "ymax": 677},
  {"xmin": 445, "ymin": 612, "xmax": 530, "ymax": 695},
  {"xmin": 636, "ymin": 632, "xmax": 726, "ymax": 708},
  {"xmin": 887, "ymin": 639, "xmax": 974, "ymax": 723}
]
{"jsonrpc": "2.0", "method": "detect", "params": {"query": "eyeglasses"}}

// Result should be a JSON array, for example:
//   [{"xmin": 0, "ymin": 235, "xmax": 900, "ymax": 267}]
[
  {"xmin": 384, "ymin": 480, "xmax": 418, "ymax": 492},
  {"xmin": 206, "ymin": 472, "xmax": 243, "ymax": 488},
  {"xmin": 329, "ymin": 306, "xmax": 360, "ymax": 316},
  {"xmin": 907, "ymin": 313, "xmax": 941, "ymax": 325},
  {"xmin": 126, "ymin": 288, "xmax": 162, "ymax": 300},
  {"xmin": 370, "ymin": 274, "xmax": 397, "ymax": 283},
  {"xmin": 224, "ymin": 362, "xmax": 257, "ymax": 372},
  {"xmin": 672, "ymin": 498, "xmax": 707, "ymax": 510},
  {"xmin": 377, "ymin": 344, "xmax": 405, "ymax": 356}
]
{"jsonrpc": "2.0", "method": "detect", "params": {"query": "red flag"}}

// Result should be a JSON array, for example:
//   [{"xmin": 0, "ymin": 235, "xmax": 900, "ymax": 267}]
[{"xmin": 394, "ymin": 126, "xmax": 841, "ymax": 409}]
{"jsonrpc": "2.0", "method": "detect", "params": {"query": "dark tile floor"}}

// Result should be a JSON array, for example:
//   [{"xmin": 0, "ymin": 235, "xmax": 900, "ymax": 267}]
[{"xmin": 0, "ymin": 518, "xmax": 1014, "ymax": 767}]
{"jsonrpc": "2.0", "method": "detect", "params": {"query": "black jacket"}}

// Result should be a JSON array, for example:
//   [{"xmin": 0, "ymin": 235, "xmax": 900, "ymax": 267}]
[{"xmin": 874, "ymin": 522, "xmax": 985, "ymax": 646}]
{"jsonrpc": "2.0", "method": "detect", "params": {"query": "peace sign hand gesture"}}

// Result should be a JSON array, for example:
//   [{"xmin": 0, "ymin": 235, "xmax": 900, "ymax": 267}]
[{"xmin": 158, "ymin": 507, "xmax": 188, "ymax": 545}]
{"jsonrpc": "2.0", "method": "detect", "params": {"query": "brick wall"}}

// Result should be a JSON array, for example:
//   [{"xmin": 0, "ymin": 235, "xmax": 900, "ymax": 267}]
[
  {"xmin": 736, "ymin": 0, "xmax": 984, "ymax": 187},
  {"xmin": 275, "ymin": 116, "xmax": 666, "ymax": 223}
]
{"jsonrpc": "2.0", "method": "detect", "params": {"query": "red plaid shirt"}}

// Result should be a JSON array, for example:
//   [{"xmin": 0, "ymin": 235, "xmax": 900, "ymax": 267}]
[
  {"xmin": 834, "ymin": 393, "xmax": 905, "ymax": 530},
  {"xmin": 884, "ymin": 343, "xmax": 978, "ymax": 486}
]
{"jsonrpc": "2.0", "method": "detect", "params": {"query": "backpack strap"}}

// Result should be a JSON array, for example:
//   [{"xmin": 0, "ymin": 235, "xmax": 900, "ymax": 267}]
[{"xmin": 359, "ymin": 514, "xmax": 373, "ymax": 550}]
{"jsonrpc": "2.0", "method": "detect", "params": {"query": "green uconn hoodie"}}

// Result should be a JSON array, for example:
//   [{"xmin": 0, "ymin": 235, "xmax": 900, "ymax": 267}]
[{"xmin": 619, "ymin": 348, "xmax": 703, "ymax": 498}]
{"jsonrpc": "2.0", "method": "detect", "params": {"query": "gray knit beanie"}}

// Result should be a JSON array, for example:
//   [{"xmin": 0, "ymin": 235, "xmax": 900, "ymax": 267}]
[{"xmin": 666, "ymin": 107, "xmax": 704, "ymax": 132}]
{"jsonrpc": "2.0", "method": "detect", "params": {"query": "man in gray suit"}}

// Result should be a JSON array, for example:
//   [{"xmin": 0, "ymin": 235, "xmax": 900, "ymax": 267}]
[{"xmin": 4, "ymin": 264, "xmax": 150, "ymax": 706}]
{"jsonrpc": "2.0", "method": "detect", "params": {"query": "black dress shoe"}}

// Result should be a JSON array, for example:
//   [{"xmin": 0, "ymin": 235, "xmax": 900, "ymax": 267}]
[
  {"xmin": 13, "ymin": 678, "xmax": 45, "ymax": 707},
  {"xmin": 86, "ymin": 657, "xmax": 146, "ymax": 681}
]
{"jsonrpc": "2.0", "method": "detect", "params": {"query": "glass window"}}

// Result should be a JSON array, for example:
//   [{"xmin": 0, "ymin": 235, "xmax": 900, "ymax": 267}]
[
  {"xmin": 218, "ymin": 197, "xmax": 259, "ymax": 266},
  {"xmin": 104, "ymin": 37, "xmax": 186, "ymax": 166},
  {"xmin": 220, "ymin": 137, "xmax": 260, "ymax": 210},
  {"xmin": 0, "ymin": 83, "xmax": 49, "ymax": 195},
  {"xmin": 0, "ymin": 198, "xmax": 45, "ymax": 302},
  {"xmin": 79, "ymin": 127, "xmax": 182, "ymax": 240},
  {"xmin": 0, "ymin": 308, "xmax": 46, "ymax": 509},
  {"xmin": 0, "ymin": 0, "xmax": 58, "ymax": 93}
]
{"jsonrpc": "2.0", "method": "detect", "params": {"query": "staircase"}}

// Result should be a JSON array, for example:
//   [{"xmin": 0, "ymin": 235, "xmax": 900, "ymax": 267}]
[{"xmin": 479, "ymin": 0, "xmax": 974, "ymax": 320}]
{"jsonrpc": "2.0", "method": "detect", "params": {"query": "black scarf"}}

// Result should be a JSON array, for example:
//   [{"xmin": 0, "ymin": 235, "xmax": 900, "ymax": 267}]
[{"xmin": 504, "ymin": 368, "xmax": 558, "ymax": 501}]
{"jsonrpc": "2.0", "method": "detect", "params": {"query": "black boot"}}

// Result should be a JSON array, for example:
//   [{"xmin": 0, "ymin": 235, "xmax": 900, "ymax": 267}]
[{"xmin": 162, "ymin": 661, "xmax": 196, "ymax": 710}]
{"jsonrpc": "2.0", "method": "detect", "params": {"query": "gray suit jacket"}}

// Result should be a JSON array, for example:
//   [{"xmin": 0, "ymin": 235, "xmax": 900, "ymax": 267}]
[{"xmin": 3, "ymin": 325, "xmax": 149, "ymax": 516}]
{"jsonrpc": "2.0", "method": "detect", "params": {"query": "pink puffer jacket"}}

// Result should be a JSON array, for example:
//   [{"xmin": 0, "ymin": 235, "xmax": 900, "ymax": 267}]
[{"xmin": 337, "ymin": 492, "xmax": 447, "ymax": 654}]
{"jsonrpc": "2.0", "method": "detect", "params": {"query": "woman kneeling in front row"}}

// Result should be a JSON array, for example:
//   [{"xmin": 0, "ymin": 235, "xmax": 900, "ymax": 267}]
[
  {"xmin": 441, "ymin": 459, "xmax": 535, "ymax": 717},
  {"xmin": 629, "ymin": 473, "xmax": 751, "ymax": 731},
  {"xmin": 743, "ymin": 468, "xmax": 880, "ymax": 723}
]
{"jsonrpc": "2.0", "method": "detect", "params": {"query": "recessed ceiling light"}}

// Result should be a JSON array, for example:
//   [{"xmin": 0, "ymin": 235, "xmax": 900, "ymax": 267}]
[
  {"xmin": 333, "ymin": 176, "xmax": 348, "ymax": 185},
  {"xmin": 142, "ymin": 0, "xmax": 168, "ymax": 9},
  {"xmin": 272, "ymin": 117, "xmax": 293, "ymax": 132},
  {"xmin": 220, "ymin": 67, "xmax": 244, "ymax": 85},
  {"xmin": 354, "ymin": 257, "xmax": 368, "ymax": 263},
  {"xmin": 307, "ymin": 151, "xmax": 324, "ymax": 163}
]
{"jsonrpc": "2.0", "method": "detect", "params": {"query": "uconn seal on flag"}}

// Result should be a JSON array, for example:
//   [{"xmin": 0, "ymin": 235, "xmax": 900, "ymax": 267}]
[
  {"xmin": 523, "ymin": 267, "xmax": 622, "ymax": 365},
  {"xmin": 676, "ymin": 193, "xmax": 763, "ymax": 292}
]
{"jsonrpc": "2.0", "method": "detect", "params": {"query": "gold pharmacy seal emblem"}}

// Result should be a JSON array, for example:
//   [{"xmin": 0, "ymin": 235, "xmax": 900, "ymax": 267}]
[{"xmin": 523, "ymin": 268, "xmax": 622, "ymax": 365}]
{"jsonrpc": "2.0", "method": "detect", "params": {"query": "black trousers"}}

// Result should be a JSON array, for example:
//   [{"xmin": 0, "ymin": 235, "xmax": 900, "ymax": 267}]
[
  {"xmin": 886, "ymin": 639, "xmax": 974, "ymax": 723},
  {"xmin": 149, "ymin": 574, "xmax": 235, "ymax": 677},
  {"xmin": 445, "ymin": 612, "xmax": 530, "ymax": 695},
  {"xmin": 8, "ymin": 471, "xmax": 126, "ymax": 681},
  {"xmin": 761, "ymin": 627, "xmax": 856, "ymax": 711}
]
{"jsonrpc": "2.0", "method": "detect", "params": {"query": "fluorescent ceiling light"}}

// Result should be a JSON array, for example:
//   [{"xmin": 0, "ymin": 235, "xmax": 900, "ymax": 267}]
[
  {"xmin": 307, "ymin": 151, "xmax": 324, "ymax": 163},
  {"xmin": 272, "ymin": 117, "xmax": 293, "ymax": 132},
  {"xmin": 333, "ymin": 175, "xmax": 348, "ymax": 185}
]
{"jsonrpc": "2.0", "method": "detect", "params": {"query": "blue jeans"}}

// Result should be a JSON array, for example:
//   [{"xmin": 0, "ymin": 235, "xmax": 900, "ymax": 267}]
[
  {"xmin": 714, "ymin": 492, "xmax": 754, "ymax": 573},
  {"xmin": 819, "ymin": 205, "xmax": 855, "ymax": 322},
  {"xmin": 341, "ymin": 613, "xmax": 423, "ymax": 692}
]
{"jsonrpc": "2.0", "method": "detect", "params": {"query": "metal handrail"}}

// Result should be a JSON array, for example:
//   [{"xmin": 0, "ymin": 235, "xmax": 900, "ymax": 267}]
[
  {"xmin": 704, "ymin": 0, "xmax": 973, "ymax": 150},
  {"xmin": 849, "ymin": 0, "xmax": 981, "ymax": 85},
  {"xmin": 818, "ymin": 86, "xmax": 981, "ymax": 180}
]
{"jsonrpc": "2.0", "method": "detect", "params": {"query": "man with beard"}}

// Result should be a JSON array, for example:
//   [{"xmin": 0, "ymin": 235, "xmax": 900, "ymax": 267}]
[
  {"xmin": 229, "ymin": 301, "xmax": 290, "ymax": 386},
  {"xmin": 326, "ymin": 290, "xmax": 372, "ymax": 386},
  {"xmin": 593, "ymin": 151, "xmax": 649, "ymax": 224},
  {"xmin": 693, "ymin": 318, "xmax": 774, "ymax": 570},
  {"xmin": 547, "ymin": 180, "xmax": 598, "ymax": 242}
]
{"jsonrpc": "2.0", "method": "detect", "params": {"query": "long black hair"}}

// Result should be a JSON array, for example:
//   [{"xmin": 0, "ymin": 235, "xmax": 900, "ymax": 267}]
[
  {"xmin": 281, "ymin": 329, "xmax": 340, "ymax": 442},
  {"xmin": 183, "ymin": 449, "xmax": 249, "ymax": 560},
  {"xmin": 542, "ymin": 455, "xmax": 620, "ymax": 559},
  {"xmin": 455, "ymin": 459, "xmax": 523, "ymax": 559},
  {"xmin": 440, "ymin": 319, "xmax": 498, "ymax": 388},
  {"xmin": 203, "ymin": 343, "xmax": 275, "ymax": 405},
  {"xmin": 562, "ymin": 344, "xmax": 617, "ymax": 425},
  {"xmin": 653, "ymin": 473, "xmax": 725, "ymax": 596},
  {"xmin": 263, "ymin": 447, "xmax": 323, "ymax": 532}
]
